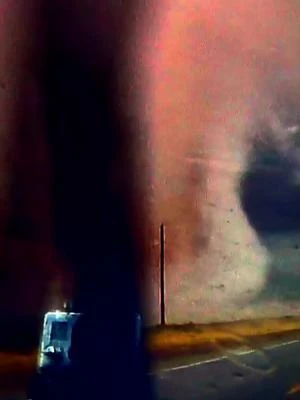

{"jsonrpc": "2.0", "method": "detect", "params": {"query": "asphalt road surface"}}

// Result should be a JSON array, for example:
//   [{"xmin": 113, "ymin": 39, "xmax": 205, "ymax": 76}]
[
  {"xmin": 153, "ymin": 340, "xmax": 300, "ymax": 400},
  {"xmin": 3, "ymin": 340, "xmax": 300, "ymax": 400}
]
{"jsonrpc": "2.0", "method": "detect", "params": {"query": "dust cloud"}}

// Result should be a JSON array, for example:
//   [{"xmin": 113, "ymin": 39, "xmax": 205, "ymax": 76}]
[{"xmin": 121, "ymin": 0, "xmax": 300, "ymax": 323}]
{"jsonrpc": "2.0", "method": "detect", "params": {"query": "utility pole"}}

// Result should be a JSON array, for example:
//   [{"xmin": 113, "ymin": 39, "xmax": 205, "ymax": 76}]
[{"xmin": 160, "ymin": 223, "xmax": 166, "ymax": 325}]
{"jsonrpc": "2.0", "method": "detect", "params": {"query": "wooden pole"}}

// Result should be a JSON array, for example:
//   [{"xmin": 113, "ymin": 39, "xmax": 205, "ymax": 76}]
[{"xmin": 160, "ymin": 223, "xmax": 166, "ymax": 325}]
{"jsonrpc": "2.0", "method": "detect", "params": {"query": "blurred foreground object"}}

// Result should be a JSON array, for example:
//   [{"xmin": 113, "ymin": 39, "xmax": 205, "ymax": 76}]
[{"xmin": 27, "ymin": 309, "xmax": 143, "ymax": 400}]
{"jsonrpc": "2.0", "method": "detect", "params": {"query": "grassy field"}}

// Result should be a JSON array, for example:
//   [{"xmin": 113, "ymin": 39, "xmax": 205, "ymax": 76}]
[{"xmin": 148, "ymin": 316, "xmax": 300, "ymax": 358}]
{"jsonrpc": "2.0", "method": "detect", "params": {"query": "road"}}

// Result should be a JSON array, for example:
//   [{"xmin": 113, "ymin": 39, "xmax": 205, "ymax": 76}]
[
  {"xmin": 3, "ymin": 339, "xmax": 300, "ymax": 399},
  {"xmin": 153, "ymin": 340, "xmax": 300, "ymax": 399}
]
